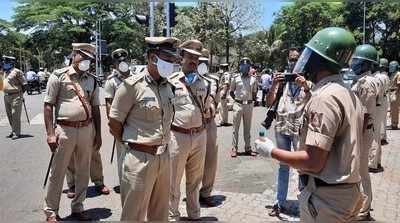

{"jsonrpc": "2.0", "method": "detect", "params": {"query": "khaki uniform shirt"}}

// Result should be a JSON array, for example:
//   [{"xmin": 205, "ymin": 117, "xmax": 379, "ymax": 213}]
[
  {"xmin": 169, "ymin": 72, "xmax": 210, "ymax": 129},
  {"xmin": 104, "ymin": 69, "xmax": 132, "ymax": 99},
  {"xmin": 390, "ymin": 71, "xmax": 400, "ymax": 91},
  {"xmin": 352, "ymin": 72, "xmax": 379, "ymax": 116},
  {"xmin": 376, "ymin": 71, "xmax": 390, "ymax": 102},
  {"xmin": 3, "ymin": 68, "xmax": 27, "ymax": 93},
  {"xmin": 230, "ymin": 73, "xmax": 258, "ymax": 101},
  {"xmin": 275, "ymin": 82, "xmax": 312, "ymax": 137},
  {"xmin": 44, "ymin": 66, "xmax": 100, "ymax": 121},
  {"xmin": 299, "ymin": 75, "xmax": 363, "ymax": 184},
  {"xmin": 109, "ymin": 68, "xmax": 174, "ymax": 151}
]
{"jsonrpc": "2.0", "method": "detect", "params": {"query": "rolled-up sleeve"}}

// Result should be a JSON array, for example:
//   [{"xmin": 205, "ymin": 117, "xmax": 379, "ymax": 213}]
[
  {"xmin": 109, "ymin": 82, "xmax": 137, "ymax": 123},
  {"xmin": 91, "ymin": 83, "xmax": 100, "ymax": 106},
  {"xmin": 104, "ymin": 79, "xmax": 115, "ymax": 99},
  {"xmin": 44, "ymin": 74, "xmax": 60, "ymax": 105}
]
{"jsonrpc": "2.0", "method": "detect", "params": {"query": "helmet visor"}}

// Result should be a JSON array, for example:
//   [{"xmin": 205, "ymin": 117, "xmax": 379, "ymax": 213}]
[
  {"xmin": 350, "ymin": 58, "xmax": 365, "ymax": 76},
  {"xmin": 293, "ymin": 47, "xmax": 313, "ymax": 74},
  {"xmin": 389, "ymin": 64, "xmax": 398, "ymax": 73}
]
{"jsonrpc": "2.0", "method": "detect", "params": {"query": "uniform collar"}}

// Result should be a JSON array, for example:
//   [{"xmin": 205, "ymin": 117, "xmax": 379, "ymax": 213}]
[
  {"xmin": 144, "ymin": 67, "xmax": 168, "ymax": 85},
  {"xmin": 313, "ymin": 74, "xmax": 342, "ymax": 91},
  {"xmin": 67, "ymin": 66, "xmax": 79, "ymax": 76}
]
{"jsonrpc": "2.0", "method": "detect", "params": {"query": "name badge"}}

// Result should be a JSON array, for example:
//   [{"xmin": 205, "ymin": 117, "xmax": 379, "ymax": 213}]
[{"xmin": 143, "ymin": 97, "xmax": 156, "ymax": 102}]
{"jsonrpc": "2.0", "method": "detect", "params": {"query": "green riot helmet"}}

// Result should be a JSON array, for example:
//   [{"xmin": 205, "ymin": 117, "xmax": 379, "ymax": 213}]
[
  {"xmin": 350, "ymin": 44, "xmax": 378, "ymax": 76},
  {"xmin": 292, "ymin": 27, "xmax": 356, "ymax": 82},
  {"xmin": 389, "ymin": 61, "xmax": 399, "ymax": 75}
]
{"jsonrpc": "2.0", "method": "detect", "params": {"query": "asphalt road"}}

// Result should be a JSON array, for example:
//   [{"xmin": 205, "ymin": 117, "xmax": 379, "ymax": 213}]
[{"xmin": 0, "ymin": 88, "xmax": 280, "ymax": 221}]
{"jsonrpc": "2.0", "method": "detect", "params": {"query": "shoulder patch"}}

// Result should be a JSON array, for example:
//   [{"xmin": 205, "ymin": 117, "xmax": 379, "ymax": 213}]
[{"xmin": 125, "ymin": 72, "xmax": 145, "ymax": 86}]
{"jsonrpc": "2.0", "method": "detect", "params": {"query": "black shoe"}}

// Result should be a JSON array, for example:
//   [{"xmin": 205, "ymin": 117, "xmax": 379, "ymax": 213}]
[
  {"xmin": 199, "ymin": 196, "xmax": 219, "ymax": 207},
  {"xmin": 268, "ymin": 204, "xmax": 282, "ymax": 217},
  {"xmin": 70, "ymin": 212, "xmax": 92, "ymax": 221},
  {"xmin": 381, "ymin": 139, "xmax": 388, "ymax": 145},
  {"xmin": 6, "ymin": 132, "xmax": 14, "ymax": 138},
  {"xmin": 369, "ymin": 165, "xmax": 384, "ymax": 173}
]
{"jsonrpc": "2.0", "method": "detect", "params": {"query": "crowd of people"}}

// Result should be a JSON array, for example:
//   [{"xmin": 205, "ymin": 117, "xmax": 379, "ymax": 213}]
[{"xmin": 1, "ymin": 25, "xmax": 400, "ymax": 222}]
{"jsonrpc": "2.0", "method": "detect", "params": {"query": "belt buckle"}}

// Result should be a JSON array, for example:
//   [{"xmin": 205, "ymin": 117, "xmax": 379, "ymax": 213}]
[{"xmin": 243, "ymin": 101, "xmax": 248, "ymax": 105}]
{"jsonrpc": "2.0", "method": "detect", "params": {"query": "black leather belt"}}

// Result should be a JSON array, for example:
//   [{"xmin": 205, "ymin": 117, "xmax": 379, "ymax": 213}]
[
  {"xmin": 300, "ymin": 175, "xmax": 353, "ymax": 187},
  {"xmin": 235, "ymin": 99, "xmax": 253, "ymax": 105}
]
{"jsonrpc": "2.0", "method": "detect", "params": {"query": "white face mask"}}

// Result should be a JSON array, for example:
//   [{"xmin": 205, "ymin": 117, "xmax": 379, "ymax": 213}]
[
  {"xmin": 118, "ymin": 61, "xmax": 129, "ymax": 73},
  {"xmin": 154, "ymin": 56, "xmax": 175, "ymax": 78},
  {"xmin": 197, "ymin": 63, "xmax": 209, "ymax": 75},
  {"xmin": 78, "ymin": 60, "xmax": 91, "ymax": 72}
]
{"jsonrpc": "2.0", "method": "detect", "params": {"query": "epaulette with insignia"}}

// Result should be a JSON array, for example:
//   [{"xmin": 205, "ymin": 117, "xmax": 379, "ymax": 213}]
[
  {"xmin": 125, "ymin": 72, "xmax": 145, "ymax": 86},
  {"xmin": 52, "ymin": 67, "xmax": 69, "ymax": 77},
  {"xmin": 169, "ymin": 71, "xmax": 183, "ymax": 80}
]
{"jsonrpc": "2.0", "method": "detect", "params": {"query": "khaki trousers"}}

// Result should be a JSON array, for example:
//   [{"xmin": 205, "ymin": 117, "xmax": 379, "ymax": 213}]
[
  {"xmin": 200, "ymin": 119, "xmax": 218, "ymax": 198},
  {"xmin": 44, "ymin": 124, "xmax": 94, "ymax": 217},
  {"xmin": 390, "ymin": 92, "xmax": 400, "ymax": 126},
  {"xmin": 232, "ymin": 102, "xmax": 253, "ymax": 150},
  {"xmin": 169, "ymin": 130, "xmax": 206, "ymax": 220},
  {"xmin": 66, "ymin": 147, "xmax": 104, "ymax": 187},
  {"xmin": 369, "ymin": 109, "xmax": 382, "ymax": 169},
  {"xmin": 120, "ymin": 146, "xmax": 170, "ymax": 221},
  {"xmin": 299, "ymin": 177, "xmax": 363, "ymax": 223},
  {"xmin": 219, "ymin": 99, "xmax": 229, "ymax": 124},
  {"xmin": 359, "ymin": 128, "xmax": 373, "ymax": 217},
  {"xmin": 116, "ymin": 140, "xmax": 126, "ymax": 182},
  {"xmin": 381, "ymin": 96, "xmax": 389, "ymax": 140},
  {"xmin": 4, "ymin": 93, "xmax": 22, "ymax": 135}
]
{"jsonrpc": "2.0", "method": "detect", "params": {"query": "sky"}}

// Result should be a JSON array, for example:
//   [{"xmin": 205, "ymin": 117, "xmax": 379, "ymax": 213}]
[{"xmin": 0, "ymin": 0, "xmax": 290, "ymax": 29}]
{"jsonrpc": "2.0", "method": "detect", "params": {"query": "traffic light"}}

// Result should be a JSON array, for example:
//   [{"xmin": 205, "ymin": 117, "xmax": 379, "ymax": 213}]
[
  {"xmin": 135, "ymin": 14, "xmax": 149, "ymax": 26},
  {"xmin": 169, "ymin": 3, "xmax": 177, "ymax": 27}
]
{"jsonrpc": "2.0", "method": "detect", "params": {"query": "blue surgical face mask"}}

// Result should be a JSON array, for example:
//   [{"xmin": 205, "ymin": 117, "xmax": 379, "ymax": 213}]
[
  {"xmin": 2, "ymin": 63, "xmax": 13, "ymax": 71},
  {"xmin": 185, "ymin": 72, "xmax": 198, "ymax": 85}
]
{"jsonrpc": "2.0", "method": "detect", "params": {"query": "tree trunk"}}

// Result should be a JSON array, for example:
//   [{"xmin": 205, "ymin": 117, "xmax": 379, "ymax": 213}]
[{"xmin": 225, "ymin": 28, "xmax": 230, "ymax": 64}]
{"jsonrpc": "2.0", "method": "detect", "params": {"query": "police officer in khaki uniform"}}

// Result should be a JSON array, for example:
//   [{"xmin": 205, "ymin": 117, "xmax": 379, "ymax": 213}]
[
  {"xmin": 104, "ymin": 48, "xmax": 132, "ymax": 188},
  {"xmin": 230, "ymin": 57, "xmax": 258, "ymax": 157},
  {"xmin": 377, "ymin": 58, "xmax": 390, "ymax": 145},
  {"xmin": 197, "ymin": 49, "xmax": 220, "ymax": 207},
  {"xmin": 43, "ymin": 43, "xmax": 101, "ymax": 222},
  {"xmin": 255, "ymin": 27, "xmax": 364, "ymax": 222},
  {"xmin": 168, "ymin": 40, "xmax": 213, "ymax": 221},
  {"xmin": 389, "ymin": 61, "xmax": 400, "ymax": 129},
  {"xmin": 350, "ymin": 44, "xmax": 379, "ymax": 220},
  {"xmin": 108, "ymin": 37, "xmax": 180, "ymax": 221},
  {"xmin": 1, "ymin": 55, "xmax": 27, "ymax": 140},
  {"xmin": 218, "ymin": 63, "xmax": 231, "ymax": 126}
]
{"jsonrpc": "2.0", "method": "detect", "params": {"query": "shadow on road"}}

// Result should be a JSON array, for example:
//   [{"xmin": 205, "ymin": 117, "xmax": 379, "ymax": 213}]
[
  {"xmin": 15, "ymin": 134, "xmax": 34, "ymax": 139},
  {"xmin": 62, "ymin": 208, "xmax": 112, "ymax": 221},
  {"xmin": 180, "ymin": 216, "xmax": 219, "ymax": 221}
]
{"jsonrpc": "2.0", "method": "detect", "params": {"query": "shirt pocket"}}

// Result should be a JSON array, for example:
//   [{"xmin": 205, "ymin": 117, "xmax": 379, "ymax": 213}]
[{"xmin": 137, "ymin": 99, "xmax": 161, "ymax": 121}]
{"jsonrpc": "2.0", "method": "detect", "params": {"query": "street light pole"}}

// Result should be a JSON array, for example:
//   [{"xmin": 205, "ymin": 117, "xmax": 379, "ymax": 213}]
[
  {"xmin": 149, "ymin": 0, "xmax": 155, "ymax": 37},
  {"xmin": 363, "ymin": 0, "xmax": 366, "ymax": 44},
  {"xmin": 166, "ymin": 1, "xmax": 171, "ymax": 37}
]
